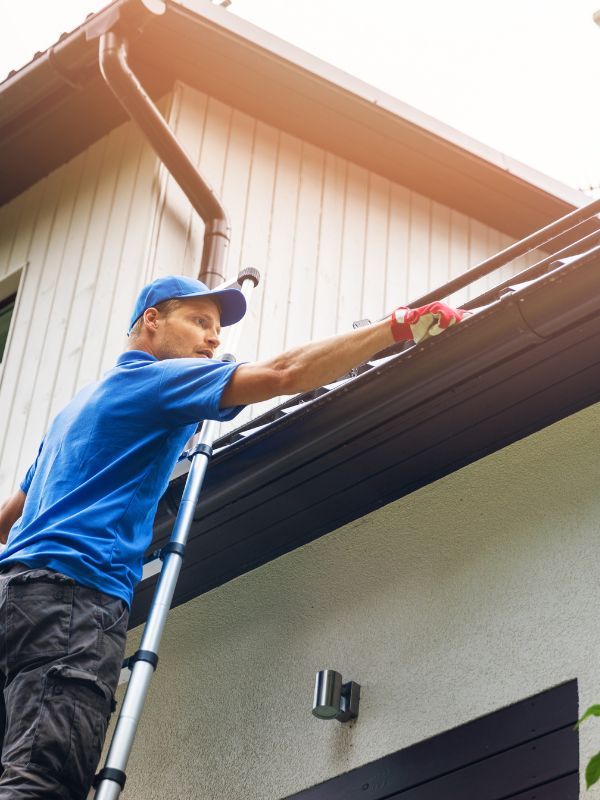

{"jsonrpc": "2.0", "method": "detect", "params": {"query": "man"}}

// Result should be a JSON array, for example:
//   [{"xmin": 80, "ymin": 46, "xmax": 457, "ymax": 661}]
[{"xmin": 0, "ymin": 275, "xmax": 465, "ymax": 798}]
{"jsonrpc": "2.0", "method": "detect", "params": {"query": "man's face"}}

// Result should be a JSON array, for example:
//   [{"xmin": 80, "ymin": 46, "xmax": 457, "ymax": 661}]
[{"xmin": 152, "ymin": 296, "xmax": 222, "ymax": 360}]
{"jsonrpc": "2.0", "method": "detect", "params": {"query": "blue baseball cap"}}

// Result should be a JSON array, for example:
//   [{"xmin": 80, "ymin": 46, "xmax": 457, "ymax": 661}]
[{"xmin": 128, "ymin": 275, "xmax": 247, "ymax": 335}]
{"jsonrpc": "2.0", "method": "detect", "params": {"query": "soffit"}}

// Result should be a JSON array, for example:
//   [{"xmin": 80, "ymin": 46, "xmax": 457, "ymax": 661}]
[{"xmin": 0, "ymin": 0, "xmax": 587, "ymax": 238}]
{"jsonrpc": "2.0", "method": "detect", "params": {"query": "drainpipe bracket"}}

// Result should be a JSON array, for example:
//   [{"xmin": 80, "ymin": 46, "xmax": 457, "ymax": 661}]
[
  {"xmin": 85, "ymin": 8, "xmax": 123, "ymax": 41},
  {"xmin": 85, "ymin": 0, "xmax": 166, "ymax": 43}
]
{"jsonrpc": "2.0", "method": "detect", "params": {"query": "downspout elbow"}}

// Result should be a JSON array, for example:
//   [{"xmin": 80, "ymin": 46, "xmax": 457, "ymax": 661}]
[{"xmin": 98, "ymin": 30, "xmax": 231, "ymax": 286}]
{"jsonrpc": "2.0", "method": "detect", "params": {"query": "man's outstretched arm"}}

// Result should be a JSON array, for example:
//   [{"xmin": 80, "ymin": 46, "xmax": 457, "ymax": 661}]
[
  {"xmin": 220, "ymin": 301, "xmax": 467, "ymax": 407},
  {"xmin": 0, "ymin": 489, "xmax": 26, "ymax": 545},
  {"xmin": 220, "ymin": 318, "xmax": 395, "ymax": 408}
]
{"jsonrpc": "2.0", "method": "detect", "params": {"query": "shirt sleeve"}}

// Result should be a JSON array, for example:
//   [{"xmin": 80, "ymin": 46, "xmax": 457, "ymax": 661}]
[
  {"xmin": 158, "ymin": 358, "xmax": 245, "ymax": 426},
  {"xmin": 20, "ymin": 438, "xmax": 45, "ymax": 494}
]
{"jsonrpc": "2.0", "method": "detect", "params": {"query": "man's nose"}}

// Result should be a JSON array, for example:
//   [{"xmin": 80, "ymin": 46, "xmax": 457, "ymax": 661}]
[{"xmin": 207, "ymin": 328, "xmax": 220, "ymax": 348}]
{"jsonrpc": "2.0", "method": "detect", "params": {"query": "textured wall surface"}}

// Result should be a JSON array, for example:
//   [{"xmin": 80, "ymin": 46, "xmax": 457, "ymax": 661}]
[
  {"xmin": 116, "ymin": 401, "xmax": 600, "ymax": 800},
  {"xmin": 0, "ymin": 84, "xmax": 541, "ymax": 489}
]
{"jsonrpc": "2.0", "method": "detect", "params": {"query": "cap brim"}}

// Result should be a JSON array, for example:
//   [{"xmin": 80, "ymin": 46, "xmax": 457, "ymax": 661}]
[{"xmin": 188, "ymin": 286, "xmax": 247, "ymax": 327}]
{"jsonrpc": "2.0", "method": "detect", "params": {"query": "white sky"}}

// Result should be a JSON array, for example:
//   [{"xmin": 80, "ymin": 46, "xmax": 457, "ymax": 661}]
[{"xmin": 2, "ymin": 0, "xmax": 600, "ymax": 194}]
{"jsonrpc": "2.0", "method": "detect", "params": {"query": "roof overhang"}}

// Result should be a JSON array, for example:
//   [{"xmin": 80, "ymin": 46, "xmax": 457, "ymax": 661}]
[
  {"xmin": 129, "ymin": 245, "xmax": 600, "ymax": 628},
  {"xmin": 0, "ymin": 0, "xmax": 588, "ymax": 237}
]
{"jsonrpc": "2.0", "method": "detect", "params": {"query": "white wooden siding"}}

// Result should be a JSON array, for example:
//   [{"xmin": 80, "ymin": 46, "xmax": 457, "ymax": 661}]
[
  {"xmin": 0, "ymin": 81, "xmax": 545, "ymax": 494},
  {"xmin": 153, "ymin": 82, "xmax": 544, "ymax": 424},
  {"xmin": 0, "ymin": 117, "xmax": 163, "ymax": 497}
]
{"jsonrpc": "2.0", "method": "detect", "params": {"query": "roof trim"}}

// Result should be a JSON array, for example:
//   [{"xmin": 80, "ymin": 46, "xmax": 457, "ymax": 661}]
[
  {"xmin": 171, "ymin": 0, "xmax": 585, "ymax": 210},
  {"xmin": 0, "ymin": 0, "xmax": 588, "ymax": 237}
]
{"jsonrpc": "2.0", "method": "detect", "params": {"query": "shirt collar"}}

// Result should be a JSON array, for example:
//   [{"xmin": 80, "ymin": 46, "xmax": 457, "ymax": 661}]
[{"xmin": 116, "ymin": 350, "xmax": 158, "ymax": 365}]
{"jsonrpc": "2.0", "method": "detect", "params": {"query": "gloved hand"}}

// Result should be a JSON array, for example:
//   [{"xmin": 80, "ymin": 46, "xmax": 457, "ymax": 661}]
[{"xmin": 390, "ymin": 301, "xmax": 468, "ymax": 344}]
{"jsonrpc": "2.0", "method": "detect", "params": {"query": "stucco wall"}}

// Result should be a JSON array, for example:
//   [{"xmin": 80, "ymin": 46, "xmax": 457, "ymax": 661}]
[{"xmin": 117, "ymin": 399, "xmax": 600, "ymax": 799}]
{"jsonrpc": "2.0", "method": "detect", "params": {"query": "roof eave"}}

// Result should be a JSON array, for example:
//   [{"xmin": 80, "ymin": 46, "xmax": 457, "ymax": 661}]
[{"xmin": 0, "ymin": 0, "xmax": 588, "ymax": 237}]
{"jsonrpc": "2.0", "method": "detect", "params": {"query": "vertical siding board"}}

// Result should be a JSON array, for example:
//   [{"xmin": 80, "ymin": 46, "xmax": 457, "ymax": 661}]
[
  {"xmin": 446, "ymin": 209, "xmax": 471, "ymax": 307},
  {"xmin": 363, "ymin": 173, "xmax": 390, "ymax": 321},
  {"xmin": 0, "ymin": 175, "xmax": 53, "ymax": 494},
  {"xmin": 247, "ymin": 131, "xmax": 301, "ymax": 420},
  {"xmin": 82, "ymin": 127, "xmax": 150, "ymax": 383},
  {"xmin": 283, "ymin": 143, "xmax": 325, "ymax": 352},
  {"xmin": 386, "ymin": 184, "xmax": 411, "ymax": 311},
  {"xmin": 49, "ymin": 135, "xmax": 114, "ymax": 410},
  {"xmin": 197, "ymin": 96, "xmax": 232, "ymax": 210},
  {"xmin": 311, "ymin": 154, "xmax": 346, "ymax": 342},
  {"xmin": 430, "ymin": 202, "xmax": 451, "ymax": 295},
  {"xmin": 256, "ymin": 132, "xmax": 301, "ymax": 360},
  {"xmin": 73, "ymin": 124, "xmax": 133, "ymax": 391},
  {"xmin": 406, "ymin": 192, "xmax": 431, "ymax": 302},
  {"xmin": 176, "ymin": 85, "xmax": 209, "ymax": 276},
  {"xmin": 100, "ymin": 138, "xmax": 161, "ymax": 376},
  {"xmin": 337, "ymin": 162, "xmax": 368, "ymax": 331},
  {"xmin": 13, "ymin": 155, "xmax": 88, "ymax": 480},
  {"xmin": 234, "ymin": 121, "xmax": 279, "ymax": 364},
  {"xmin": 35, "ymin": 150, "xmax": 95, "ymax": 433},
  {"xmin": 0, "ymin": 167, "xmax": 69, "ymax": 492},
  {"xmin": 466, "ymin": 219, "xmax": 492, "ymax": 301},
  {"xmin": 221, "ymin": 110, "xmax": 256, "ymax": 278}
]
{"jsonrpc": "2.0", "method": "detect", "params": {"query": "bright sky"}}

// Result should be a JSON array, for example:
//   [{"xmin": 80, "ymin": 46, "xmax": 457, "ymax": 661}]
[{"xmin": 2, "ymin": 0, "xmax": 600, "ymax": 194}]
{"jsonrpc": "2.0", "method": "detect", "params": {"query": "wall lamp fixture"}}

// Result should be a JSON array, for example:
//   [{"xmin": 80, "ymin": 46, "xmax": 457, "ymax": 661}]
[{"xmin": 312, "ymin": 669, "xmax": 360, "ymax": 723}]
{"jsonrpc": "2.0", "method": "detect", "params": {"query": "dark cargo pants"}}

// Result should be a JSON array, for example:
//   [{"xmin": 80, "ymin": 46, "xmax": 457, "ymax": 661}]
[{"xmin": 0, "ymin": 563, "xmax": 128, "ymax": 799}]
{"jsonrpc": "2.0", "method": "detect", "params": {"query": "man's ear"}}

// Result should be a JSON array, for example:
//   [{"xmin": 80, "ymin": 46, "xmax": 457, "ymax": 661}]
[{"xmin": 143, "ymin": 307, "xmax": 160, "ymax": 330}]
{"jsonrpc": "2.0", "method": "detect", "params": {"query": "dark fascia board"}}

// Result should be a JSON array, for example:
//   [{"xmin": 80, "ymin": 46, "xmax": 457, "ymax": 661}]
[
  {"xmin": 0, "ymin": 0, "xmax": 587, "ymax": 239},
  {"xmin": 128, "ymin": 247, "xmax": 600, "ymax": 628}
]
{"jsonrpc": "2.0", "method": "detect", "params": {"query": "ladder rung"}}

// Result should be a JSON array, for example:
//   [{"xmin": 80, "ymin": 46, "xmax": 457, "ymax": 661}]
[{"xmin": 141, "ymin": 557, "xmax": 161, "ymax": 582}]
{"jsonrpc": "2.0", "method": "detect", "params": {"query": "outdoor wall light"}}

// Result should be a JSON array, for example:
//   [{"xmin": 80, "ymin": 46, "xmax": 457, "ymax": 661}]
[{"xmin": 312, "ymin": 669, "xmax": 360, "ymax": 723}]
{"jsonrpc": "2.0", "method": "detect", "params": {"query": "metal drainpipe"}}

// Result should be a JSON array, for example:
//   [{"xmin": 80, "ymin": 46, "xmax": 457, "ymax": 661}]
[{"xmin": 98, "ymin": 30, "xmax": 231, "ymax": 287}]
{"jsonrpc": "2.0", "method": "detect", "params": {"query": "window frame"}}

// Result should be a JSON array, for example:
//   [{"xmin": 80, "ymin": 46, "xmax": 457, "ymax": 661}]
[{"xmin": 0, "ymin": 263, "xmax": 27, "ymax": 384}]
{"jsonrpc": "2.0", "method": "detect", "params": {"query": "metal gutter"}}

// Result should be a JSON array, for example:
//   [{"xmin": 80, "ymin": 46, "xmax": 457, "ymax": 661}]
[
  {"xmin": 128, "ymin": 245, "xmax": 600, "ymax": 627},
  {"xmin": 98, "ymin": 25, "xmax": 231, "ymax": 285}
]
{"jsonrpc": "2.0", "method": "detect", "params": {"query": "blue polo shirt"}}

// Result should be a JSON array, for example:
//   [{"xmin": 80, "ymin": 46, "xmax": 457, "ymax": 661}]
[{"xmin": 0, "ymin": 351, "xmax": 244, "ymax": 607}]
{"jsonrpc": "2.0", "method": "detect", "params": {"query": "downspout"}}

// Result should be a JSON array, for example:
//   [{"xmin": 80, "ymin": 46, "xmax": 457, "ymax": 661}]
[{"xmin": 98, "ymin": 29, "xmax": 231, "ymax": 287}]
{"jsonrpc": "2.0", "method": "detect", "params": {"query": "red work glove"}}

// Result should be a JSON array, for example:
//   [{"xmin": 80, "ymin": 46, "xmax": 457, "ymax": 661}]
[{"xmin": 390, "ymin": 302, "xmax": 468, "ymax": 344}]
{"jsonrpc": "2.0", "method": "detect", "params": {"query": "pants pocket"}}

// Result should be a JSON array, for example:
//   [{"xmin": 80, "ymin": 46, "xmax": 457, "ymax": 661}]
[
  {"xmin": 29, "ymin": 664, "xmax": 112, "ymax": 797},
  {"xmin": 5, "ymin": 570, "xmax": 74, "ymax": 674}
]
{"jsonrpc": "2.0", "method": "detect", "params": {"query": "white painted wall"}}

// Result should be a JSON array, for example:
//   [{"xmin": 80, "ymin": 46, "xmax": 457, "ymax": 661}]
[
  {"xmin": 119, "ymin": 400, "xmax": 600, "ymax": 800},
  {"xmin": 0, "ymin": 81, "xmax": 543, "ymax": 497}
]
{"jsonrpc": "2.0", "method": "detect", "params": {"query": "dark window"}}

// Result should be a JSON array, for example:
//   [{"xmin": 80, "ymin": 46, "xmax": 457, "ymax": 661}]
[{"xmin": 0, "ymin": 292, "xmax": 16, "ymax": 363}]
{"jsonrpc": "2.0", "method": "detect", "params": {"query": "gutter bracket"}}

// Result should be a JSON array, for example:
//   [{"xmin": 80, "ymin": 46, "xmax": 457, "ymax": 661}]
[{"xmin": 85, "ymin": 0, "xmax": 166, "ymax": 42}]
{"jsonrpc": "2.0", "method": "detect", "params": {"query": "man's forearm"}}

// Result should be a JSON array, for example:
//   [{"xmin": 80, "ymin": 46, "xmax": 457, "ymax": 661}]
[
  {"xmin": 261, "ymin": 319, "xmax": 395, "ymax": 394},
  {"xmin": 272, "ymin": 320, "xmax": 394, "ymax": 394},
  {"xmin": 221, "ymin": 319, "xmax": 395, "ymax": 407},
  {"xmin": 0, "ymin": 489, "xmax": 26, "ymax": 544},
  {"xmin": 221, "ymin": 302, "xmax": 466, "ymax": 408}
]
